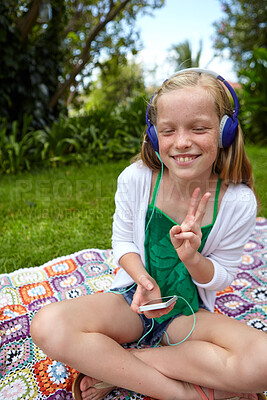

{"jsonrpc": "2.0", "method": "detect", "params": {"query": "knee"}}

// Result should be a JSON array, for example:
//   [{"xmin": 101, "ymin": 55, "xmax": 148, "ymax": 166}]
[
  {"xmin": 254, "ymin": 339, "xmax": 267, "ymax": 385},
  {"xmin": 30, "ymin": 303, "xmax": 68, "ymax": 360},
  {"xmin": 237, "ymin": 337, "xmax": 267, "ymax": 390}
]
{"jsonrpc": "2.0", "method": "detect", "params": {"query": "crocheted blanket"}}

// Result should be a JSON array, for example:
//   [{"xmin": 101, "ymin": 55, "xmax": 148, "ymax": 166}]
[{"xmin": 0, "ymin": 217, "xmax": 266, "ymax": 400}]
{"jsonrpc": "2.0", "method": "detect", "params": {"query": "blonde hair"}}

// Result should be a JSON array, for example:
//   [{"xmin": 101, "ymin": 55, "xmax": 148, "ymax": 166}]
[{"xmin": 138, "ymin": 70, "xmax": 256, "ymax": 192}]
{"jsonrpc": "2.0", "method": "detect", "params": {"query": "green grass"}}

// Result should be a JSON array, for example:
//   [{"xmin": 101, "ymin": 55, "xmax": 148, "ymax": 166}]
[
  {"xmin": 0, "ymin": 160, "xmax": 129, "ymax": 274},
  {"xmin": 0, "ymin": 145, "xmax": 266, "ymax": 275},
  {"xmin": 245, "ymin": 144, "xmax": 267, "ymax": 216}
]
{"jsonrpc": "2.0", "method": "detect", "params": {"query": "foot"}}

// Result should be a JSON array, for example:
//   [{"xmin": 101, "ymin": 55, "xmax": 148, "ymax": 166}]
[{"xmin": 80, "ymin": 375, "xmax": 115, "ymax": 400}]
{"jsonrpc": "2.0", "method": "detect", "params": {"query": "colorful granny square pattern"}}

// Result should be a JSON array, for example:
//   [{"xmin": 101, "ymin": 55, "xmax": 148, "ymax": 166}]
[
  {"xmin": 0, "ymin": 219, "xmax": 266, "ymax": 399},
  {"xmin": 1, "ymin": 315, "xmax": 30, "ymax": 346},
  {"xmin": 0, "ymin": 338, "xmax": 35, "ymax": 374},
  {"xmin": 27, "ymin": 297, "xmax": 58, "ymax": 313},
  {"xmin": 0, "ymin": 276, "xmax": 12, "ymax": 288},
  {"xmin": 0, "ymin": 287, "xmax": 20, "ymax": 308},
  {"xmin": 0, "ymin": 305, "xmax": 27, "ymax": 321},
  {"xmin": 57, "ymin": 285, "xmax": 90, "ymax": 301},
  {"xmin": 86, "ymin": 274, "xmax": 115, "ymax": 292},
  {"xmin": 81, "ymin": 261, "xmax": 110, "ymax": 277},
  {"xmin": 51, "ymin": 270, "xmax": 84, "ymax": 292},
  {"xmin": 33, "ymin": 358, "xmax": 75, "ymax": 397},
  {"xmin": 19, "ymin": 282, "xmax": 54, "ymax": 305},
  {"xmin": 0, "ymin": 367, "xmax": 38, "ymax": 399},
  {"xmin": 75, "ymin": 250, "xmax": 105, "ymax": 265},
  {"xmin": 10, "ymin": 269, "xmax": 47, "ymax": 287},
  {"xmin": 44, "ymin": 259, "xmax": 77, "ymax": 278}
]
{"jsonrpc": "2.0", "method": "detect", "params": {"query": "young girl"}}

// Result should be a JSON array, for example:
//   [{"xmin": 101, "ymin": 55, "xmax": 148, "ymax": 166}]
[{"xmin": 31, "ymin": 69, "xmax": 267, "ymax": 400}]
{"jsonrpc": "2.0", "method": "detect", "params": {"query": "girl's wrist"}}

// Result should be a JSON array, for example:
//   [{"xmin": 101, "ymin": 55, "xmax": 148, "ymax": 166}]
[
  {"xmin": 183, "ymin": 253, "xmax": 214, "ymax": 284},
  {"xmin": 183, "ymin": 251, "xmax": 201, "ymax": 269}
]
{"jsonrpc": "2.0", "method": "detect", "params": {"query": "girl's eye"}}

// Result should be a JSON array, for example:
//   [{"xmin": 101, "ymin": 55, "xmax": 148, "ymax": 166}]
[
  {"xmin": 193, "ymin": 127, "xmax": 206, "ymax": 133},
  {"xmin": 161, "ymin": 129, "xmax": 175, "ymax": 135}
]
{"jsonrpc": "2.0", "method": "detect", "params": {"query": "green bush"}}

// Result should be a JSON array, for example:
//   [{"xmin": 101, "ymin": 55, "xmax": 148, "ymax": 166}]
[
  {"xmin": 0, "ymin": 115, "xmax": 36, "ymax": 174},
  {"xmin": 238, "ymin": 48, "xmax": 267, "ymax": 145},
  {"xmin": 0, "ymin": 95, "xmax": 147, "ymax": 174}
]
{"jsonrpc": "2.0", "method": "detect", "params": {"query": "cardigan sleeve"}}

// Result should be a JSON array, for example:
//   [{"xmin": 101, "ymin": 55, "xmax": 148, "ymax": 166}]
[
  {"xmin": 194, "ymin": 184, "xmax": 257, "ymax": 292},
  {"xmin": 112, "ymin": 162, "xmax": 151, "ymax": 264},
  {"xmin": 112, "ymin": 166, "xmax": 141, "ymax": 263}
]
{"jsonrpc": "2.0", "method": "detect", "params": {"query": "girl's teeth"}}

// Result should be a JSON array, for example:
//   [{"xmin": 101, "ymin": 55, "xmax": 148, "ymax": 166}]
[{"xmin": 176, "ymin": 156, "xmax": 195, "ymax": 162}]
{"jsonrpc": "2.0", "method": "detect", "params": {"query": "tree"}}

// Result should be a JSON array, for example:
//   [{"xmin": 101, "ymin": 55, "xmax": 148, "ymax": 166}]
[
  {"xmin": 80, "ymin": 54, "xmax": 146, "ymax": 111},
  {"xmin": 213, "ymin": 0, "xmax": 267, "ymax": 71},
  {"xmin": 213, "ymin": 0, "xmax": 267, "ymax": 144},
  {"xmin": 238, "ymin": 48, "xmax": 267, "ymax": 144},
  {"xmin": 0, "ymin": 0, "xmax": 165, "ymax": 131},
  {"xmin": 0, "ymin": 0, "xmax": 66, "ymax": 129},
  {"xmin": 167, "ymin": 39, "xmax": 202, "ymax": 71}
]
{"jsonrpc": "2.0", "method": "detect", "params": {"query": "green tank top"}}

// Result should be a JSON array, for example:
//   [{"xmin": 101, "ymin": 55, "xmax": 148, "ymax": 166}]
[{"xmin": 144, "ymin": 172, "xmax": 221, "ymax": 323}]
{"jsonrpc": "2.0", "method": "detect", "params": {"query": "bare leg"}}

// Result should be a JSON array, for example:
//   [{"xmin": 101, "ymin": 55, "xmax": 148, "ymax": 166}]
[
  {"xmin": 31, "ymin": 293, "xmax": 196, "ymax": 400},
  {"xmin": 31, "ymin": 295, "xmax": 267, "ymax": 399},
  {"xmin": 130, "ymin": 309, "xmax": 267, "ymax": 395}
]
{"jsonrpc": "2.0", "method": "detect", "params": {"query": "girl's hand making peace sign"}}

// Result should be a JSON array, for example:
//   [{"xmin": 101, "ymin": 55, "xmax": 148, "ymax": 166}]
[{"xmin": 169, "ymin": 188, "xmax": 211, "ymax": 265}]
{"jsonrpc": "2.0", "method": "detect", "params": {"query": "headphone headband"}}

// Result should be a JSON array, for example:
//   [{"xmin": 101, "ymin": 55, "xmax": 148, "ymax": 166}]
[{"xmin": 146, "ymin": 67, "xmax": 239, "ymax": 151}]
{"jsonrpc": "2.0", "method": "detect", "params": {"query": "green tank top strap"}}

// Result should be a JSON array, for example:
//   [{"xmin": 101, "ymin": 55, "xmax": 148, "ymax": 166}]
[
  {"xmin": 151, "ymin": 172, "xmax": 221, "ymax": 222},
  {"xmin": 150, "ymin": 168, "xmax": 163, "ymax": 208},
  {"xmin": 212, "ymin": 177, "xmax": 221, "ymax": 223}
]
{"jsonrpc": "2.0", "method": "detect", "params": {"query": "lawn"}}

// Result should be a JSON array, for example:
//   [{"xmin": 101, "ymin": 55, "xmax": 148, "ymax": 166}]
[
  {"xmin": 0, "ymin": 145, "xmax": 266, "ymax": 274},
  {"xmin": 0, "ymin": 160, "xmax": 129, "ymax": 274}
]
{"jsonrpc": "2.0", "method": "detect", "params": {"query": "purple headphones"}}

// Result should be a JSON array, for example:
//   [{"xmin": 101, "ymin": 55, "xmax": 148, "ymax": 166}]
[{"xmin": 145, "ymin": 68, "xmax": 240, "ymax": 152}]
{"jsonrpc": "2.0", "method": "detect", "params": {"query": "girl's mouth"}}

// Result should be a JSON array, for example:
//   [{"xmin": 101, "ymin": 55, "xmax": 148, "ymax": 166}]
[{"xmin": 173, "ymin": 155, "xmax": 199, "ymax": 164}]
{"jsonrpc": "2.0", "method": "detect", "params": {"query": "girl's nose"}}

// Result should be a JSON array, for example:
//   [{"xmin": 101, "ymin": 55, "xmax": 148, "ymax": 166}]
[{"xmin": 174, "ymin": 130, "xmax": 191, "ymax": 149}]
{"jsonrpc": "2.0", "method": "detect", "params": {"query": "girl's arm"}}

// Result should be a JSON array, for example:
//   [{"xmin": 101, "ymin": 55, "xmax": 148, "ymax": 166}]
[
  {"xmin": 170, "ymin": 186, "xmax": 257, "ymax": 289},
  {"xmin": 112, "ymin": 165, "xmax": 174, "ymax": 318},
  {"xmin": 170, "ymin": 188, "xmax": 215, "ymax": 284},
  {"xmin": 119, "ymin": 252, "xmax": 175, "ymax": 319}
]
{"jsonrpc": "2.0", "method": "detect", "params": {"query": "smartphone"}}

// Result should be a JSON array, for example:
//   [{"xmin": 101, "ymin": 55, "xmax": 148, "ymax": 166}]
[{"xmin": 139, "ymin": 295, "xmax": 177, "ymax": 312}]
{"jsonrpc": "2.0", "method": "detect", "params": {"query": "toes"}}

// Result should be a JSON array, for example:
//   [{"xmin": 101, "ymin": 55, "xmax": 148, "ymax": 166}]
[{"xmin": 80, "ymin": 375, "xmax": 96, "ymax": 392}]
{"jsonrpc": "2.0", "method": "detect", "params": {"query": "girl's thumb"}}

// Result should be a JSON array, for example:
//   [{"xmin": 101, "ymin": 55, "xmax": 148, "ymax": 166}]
[{"xmin": 139, "ymin": 275, "xmax": 154, "ymax": 291}]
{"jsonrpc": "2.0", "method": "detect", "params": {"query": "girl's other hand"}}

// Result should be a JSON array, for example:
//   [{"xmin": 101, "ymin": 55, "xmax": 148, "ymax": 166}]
[{"xmin": 131, "ymin": 275, "xmax": 174, "ymax": 319}]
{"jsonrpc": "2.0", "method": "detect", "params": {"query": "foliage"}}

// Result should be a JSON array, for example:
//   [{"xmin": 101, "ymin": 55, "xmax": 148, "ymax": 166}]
[
  {"xmin": 238, "ymin": 48, "xmax": 267, "ymax": 145},
  {"xmin": 213, "ymin": 1, "xmax": 267, "ymax": 144},
  {"xmin": 0, "ymin": 0, "xmax": 67, "ymax": 132},
  {"xmin": 54, "ymin": 0, "xmax": 165, "ymax": 107},
  {"xmin": 77, "ymin": 56, "xmax": 146, "ymax": 111},
  {"xmin": 0, "ymin": 0, "xmax": 165, "ymax": 133},
  {"xmin": 167, "ymin": 39, "xmax": 202, "ymax": 71},
  {"xmin": 0, "ymin": 96, "xmax": 146, "ymax": 174},
  {"xmin": 0, "ymin": 115, "xmax": 36, "ymax": 174},
  {"xmin": 213, "ymin": 0, "xmax": 267, "ymax": 71},
  {"xmin": 43, "ymin": 95, "xmax": 145, "ymax": 164}
]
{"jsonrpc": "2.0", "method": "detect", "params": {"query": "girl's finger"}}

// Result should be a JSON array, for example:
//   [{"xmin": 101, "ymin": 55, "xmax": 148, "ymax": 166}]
[
  {"xmin": 174, "ymin": 232, "xmax": 200, "ymax": 248},
  {"xmin": 186, "ymin": 187, "xmax": 201, "ymax": 218},
  {"xmin": 174, "ymin": 232, "xmax": 197, "ymax": 241},
  {"xmin": 170, "ymin": 225, "xmax": 182, "ymax": 236},
  {"xmin": 195, "ymin": 192, "xmax": 211, "ymax": 224}
]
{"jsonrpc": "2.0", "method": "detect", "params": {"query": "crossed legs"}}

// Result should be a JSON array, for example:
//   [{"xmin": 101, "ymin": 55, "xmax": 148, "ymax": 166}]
[{"xmin": 30, "ymin": 292, "xmax": 267, "ymax": 400}]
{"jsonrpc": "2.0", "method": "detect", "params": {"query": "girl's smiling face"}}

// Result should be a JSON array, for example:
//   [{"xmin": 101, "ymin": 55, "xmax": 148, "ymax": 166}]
[{"xmin": 157, "ymin": 86, "xmax": 220, "ymax": 183}]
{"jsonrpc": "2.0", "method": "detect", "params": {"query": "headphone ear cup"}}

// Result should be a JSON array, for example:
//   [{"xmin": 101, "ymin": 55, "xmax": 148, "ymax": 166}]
[
  {"xmin": 147, "ymin": 123, "xmax": 159, "ymax": 152},
  {"xmin": 219, "ymin": 115, "xmax": 238, "ymax": 148}
]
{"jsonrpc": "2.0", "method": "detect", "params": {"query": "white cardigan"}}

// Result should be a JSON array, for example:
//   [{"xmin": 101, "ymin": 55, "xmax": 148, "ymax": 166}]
[{"xmin": 111, "ymin": 161, "xmax": 257, "ymax": 311}]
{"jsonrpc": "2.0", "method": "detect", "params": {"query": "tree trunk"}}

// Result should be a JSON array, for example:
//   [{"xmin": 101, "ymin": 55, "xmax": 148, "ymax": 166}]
[
  {"xmin": 49, "ymin": 0, "xmax": 132, "ymax": 109},
  {"xmin": 17, "ymin": 0, "xmax": 42, "ymax": 42}
]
